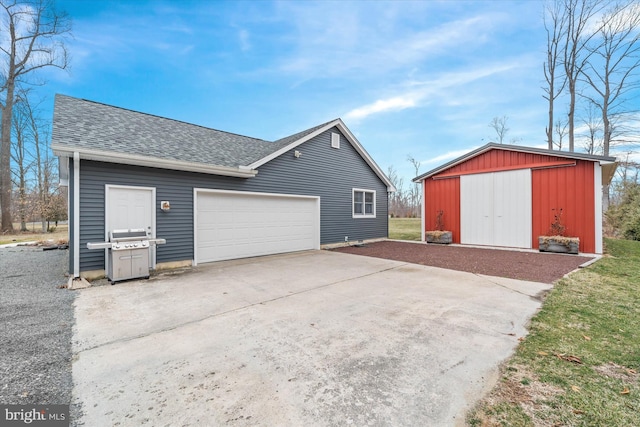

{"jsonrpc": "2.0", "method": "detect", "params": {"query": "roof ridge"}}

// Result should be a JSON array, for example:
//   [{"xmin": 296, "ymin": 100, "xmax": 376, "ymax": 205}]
[
  {"xmin": 273, "ymin": 119, "xmax": 339, "ymax": 145},
  {"xmin": 55, "ymin": 94, "xmax": 270, "ymax": 144}
]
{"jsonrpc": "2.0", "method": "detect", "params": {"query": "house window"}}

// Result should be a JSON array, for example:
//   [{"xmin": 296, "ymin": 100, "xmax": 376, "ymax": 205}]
[{"xmin": 353, "ymin": 189, "xmax": 376, "ymax": 218}]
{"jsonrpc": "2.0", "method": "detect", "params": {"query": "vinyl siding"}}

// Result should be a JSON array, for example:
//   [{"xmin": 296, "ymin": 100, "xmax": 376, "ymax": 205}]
[{"xmin": 74, "ymin": 127, "xmax": 388, "ymax": 272}]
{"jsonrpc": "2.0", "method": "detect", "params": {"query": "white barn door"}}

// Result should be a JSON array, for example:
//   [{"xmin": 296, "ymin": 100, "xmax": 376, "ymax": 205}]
[{"xmin": 461, "ymin": 169, "xmax": 531, "ymax": 248}]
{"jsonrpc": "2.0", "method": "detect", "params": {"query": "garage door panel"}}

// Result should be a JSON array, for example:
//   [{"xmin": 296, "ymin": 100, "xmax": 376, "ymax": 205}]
[{"xmin": 196, "ymin": 191, "xmax": 320, "ymax": 263}]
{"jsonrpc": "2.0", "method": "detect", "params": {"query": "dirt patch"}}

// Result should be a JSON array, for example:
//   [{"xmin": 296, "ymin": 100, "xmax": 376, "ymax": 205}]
[
  {"xmin": 474, "ymin": 364, "xmax": 564, "ymax": 427},
  {"xmin": 332, "ymin": 241, "xmax": 595, "ymax": 283},
  {"xmin": 593, "ymin": 362, "xmax": 639, "ymax": 383}
]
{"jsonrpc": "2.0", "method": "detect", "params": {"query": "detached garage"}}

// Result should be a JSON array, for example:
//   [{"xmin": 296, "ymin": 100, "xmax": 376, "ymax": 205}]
[
  {"xmin": 413, "ymin": 144, "xmax": 617, "ymax": 254},
  {"xmin": 52, "ymin": 95, "xmax": 394, "ymax": 279}
]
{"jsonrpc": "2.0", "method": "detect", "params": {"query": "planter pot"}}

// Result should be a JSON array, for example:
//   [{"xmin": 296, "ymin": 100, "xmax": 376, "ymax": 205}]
[
  {"xmin": 538, "ymin": 236, "xmax": 579, "ymax": 254},
  {"xmin": 426, "ymin": 231, "xmax": 452, "ymax": 244}
]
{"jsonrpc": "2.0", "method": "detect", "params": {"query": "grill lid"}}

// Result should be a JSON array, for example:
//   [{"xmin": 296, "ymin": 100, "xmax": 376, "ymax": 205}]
[{"xmin": 110, "ymin": 228, "xmax": 148, "ymax": 241}]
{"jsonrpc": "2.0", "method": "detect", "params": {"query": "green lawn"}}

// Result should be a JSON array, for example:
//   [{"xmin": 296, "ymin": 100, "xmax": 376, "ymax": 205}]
[
  {"xmin": 0, "ymin": 223, "xmax": 68, "ymax": 245},
  {"xmin": 389, "ymin": 217, "xmax": 421, "ymax": 241},
  {"xmin": 468, "ymin": 238, "xmax": 640, "ymax": 426}
]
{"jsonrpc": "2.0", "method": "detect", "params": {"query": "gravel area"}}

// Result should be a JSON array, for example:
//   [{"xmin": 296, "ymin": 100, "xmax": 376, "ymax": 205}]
[
  {"xmin": 0, "ymin": 246, "xmax": 74, "ymax": 406},
  {"xmin": 333, "ymin": 241, "xmax": 595, "ymax": 283}
]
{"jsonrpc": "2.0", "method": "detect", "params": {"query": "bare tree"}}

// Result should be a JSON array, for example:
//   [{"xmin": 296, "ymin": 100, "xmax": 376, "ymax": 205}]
[
  {"xmin": 387, "ymin": 165, "xmax": 404, "ymax": 217},
  {"xmin": 580, "ymin": 1, "xmax": 640, "ymax": 157},
  {"xmin": 561, "ymin": 0, "xmax": 605, "ymax": 152},
  {"xmin": 22, "ymin": 92, "xmax": 52, "ymax": 231},
  {"xmin": 407, "ymin": 155, "xmax": 422, "ymax": 218},
  {"xmin": 543, "ymin": 0, "xmax": 569, "ymax": 150},
  {"xmin": 489, "ymin": 115, "xmax": 510, "ymax": 144},
  {"xmin": 554, "ymin": 118, "xmax": 569, "ymax": 150},
  {"xmin": 579, "ymin": 1, "xmax": 640, "ymax": 209},
  {"xmin": 581, "ymin": 102, "xmax": 604, "ymax": 154},
  {"xmin": 0, "ymin": 0, "xmax": 71, "ymax": 232},
  {"xmin": 10, "ymin": 96, "xmax": 31, "ymax": 230}
]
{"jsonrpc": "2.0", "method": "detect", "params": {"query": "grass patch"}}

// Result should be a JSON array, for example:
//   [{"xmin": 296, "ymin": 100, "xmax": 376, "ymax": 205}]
[
  {"xmin": 0, "ymin": 223, "xmax": 69, "ymax": 245},
  {"xmin": 468, "ymin": 238, "xmax": 640, "ymax": 426},
  {"xmin": 389, "ymin": 217, "xmax": 421, "ymax": 241}
]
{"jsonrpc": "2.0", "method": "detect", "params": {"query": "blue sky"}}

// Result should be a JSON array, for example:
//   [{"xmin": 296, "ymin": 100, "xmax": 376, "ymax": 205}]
[{"xmin": 35, "ymin": 0, "xmax": 635, "ymax": 186}]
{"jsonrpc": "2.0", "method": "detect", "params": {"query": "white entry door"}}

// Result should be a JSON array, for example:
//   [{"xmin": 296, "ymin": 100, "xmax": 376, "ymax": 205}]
[
  {"xmin": 105, "ymin": 185, "xmax": 156, "ymax": 267},
  {"xmin": 195, "ymin": 189, "xmax": 320, "ymax": 264},
  {"xmin": 460, "ymin": 169, "xmax": 531, "ymax": 248}
]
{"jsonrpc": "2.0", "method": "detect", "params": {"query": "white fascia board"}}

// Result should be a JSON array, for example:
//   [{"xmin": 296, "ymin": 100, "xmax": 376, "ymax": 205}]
[
  {"xmin": 52, "ymin": 144, "xmax": 257, "ymax": 178},
  {"xmin": 247, "ymin": 119, "xmax": 396, "ymax": 192}
]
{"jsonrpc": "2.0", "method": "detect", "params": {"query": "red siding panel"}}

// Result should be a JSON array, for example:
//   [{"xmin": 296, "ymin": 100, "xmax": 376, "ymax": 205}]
[
  {"xmin": 424, "ymin": 148, "xmax": 598, "ymax": 253},
  {"xmin": 424, "ymin": 177, "xmax": 460, "ymax": 243},
  {"xmin": 532, "ymin": 160, "xmax": 595, "ymax": 253}
]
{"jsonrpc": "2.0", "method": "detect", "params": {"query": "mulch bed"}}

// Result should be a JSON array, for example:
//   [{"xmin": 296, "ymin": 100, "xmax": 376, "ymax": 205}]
[{"xmin": 332, "ymin": 241, "xmax": 595, "ymax": 284}]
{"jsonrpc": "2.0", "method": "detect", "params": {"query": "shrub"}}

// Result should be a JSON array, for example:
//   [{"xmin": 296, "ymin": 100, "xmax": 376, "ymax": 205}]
[{"xmin": 607, "ymin": 182, "xmax": 640, "ymax": 241}]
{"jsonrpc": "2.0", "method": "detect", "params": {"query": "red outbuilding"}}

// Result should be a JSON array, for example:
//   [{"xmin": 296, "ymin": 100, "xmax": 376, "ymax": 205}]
[{"xmin": 413, "ymin": 144, "xmax": 617, "ymax": 254}]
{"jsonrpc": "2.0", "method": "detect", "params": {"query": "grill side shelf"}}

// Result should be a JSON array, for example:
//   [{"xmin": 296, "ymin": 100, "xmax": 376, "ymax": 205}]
[{"xmin": 87, "ymin": 242, "xmax": 112, "ymax": 250}]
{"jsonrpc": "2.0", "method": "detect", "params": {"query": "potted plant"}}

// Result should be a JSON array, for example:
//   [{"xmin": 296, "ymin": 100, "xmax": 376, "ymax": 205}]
[
  {"xmin": 538, "ymin": 208, "xmax": 579, "ymax": 254},
  {"xmin": 425, "ymin": 210, "xmax": 453, "ymax": 244}
]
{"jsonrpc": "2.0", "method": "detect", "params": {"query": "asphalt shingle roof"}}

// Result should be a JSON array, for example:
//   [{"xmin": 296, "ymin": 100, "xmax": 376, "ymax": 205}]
[{"xmin": 51, "ymin": 94, "xmax": 334, "ymax": 168}]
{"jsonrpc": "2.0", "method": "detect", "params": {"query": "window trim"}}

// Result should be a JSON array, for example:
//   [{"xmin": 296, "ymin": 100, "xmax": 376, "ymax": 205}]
[{"xmin": 352, "ymin": 188, "xmax": 376, "ymax": 219}]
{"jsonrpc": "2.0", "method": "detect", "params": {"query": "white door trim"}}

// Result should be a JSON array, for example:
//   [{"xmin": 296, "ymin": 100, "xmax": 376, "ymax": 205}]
[
  {"xmin": 193, "ymin": 188, "xmax": 321, "ymax": 266},
  {"xmin": 105, "ymin": 184, "xmax": 157, "ymax": 270},
  {"xmin": 594, "ymin": 162, "xmax": 603, "ymax": 254}
]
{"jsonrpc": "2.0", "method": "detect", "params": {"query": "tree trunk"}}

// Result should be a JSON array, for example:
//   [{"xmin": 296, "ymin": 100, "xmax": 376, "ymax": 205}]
[
  {"xmin": 1, "ymin": 90, "xmax": 14, "ymax": 232},
  {"xmin": 568, "ymin": 81, "xmax": 575, "ymax": 152},
  {"xmin": 547, "ymin": 105, "xmax": 554, "ymax": 150}
]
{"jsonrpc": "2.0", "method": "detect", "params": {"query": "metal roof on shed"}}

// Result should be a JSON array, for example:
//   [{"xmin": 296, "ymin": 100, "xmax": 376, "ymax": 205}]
[{"xmin": 413, "ymin": 143, "xmax": 618, "ymax": 185}]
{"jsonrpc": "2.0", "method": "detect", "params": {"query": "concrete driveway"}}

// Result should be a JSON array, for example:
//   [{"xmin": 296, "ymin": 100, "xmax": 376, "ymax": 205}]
[{"xmin": 72, "ymin": 250, "xmax": 551, "ymax": 426}]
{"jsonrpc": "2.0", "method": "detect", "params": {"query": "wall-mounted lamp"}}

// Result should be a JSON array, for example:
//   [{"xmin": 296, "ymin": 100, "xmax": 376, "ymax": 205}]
[
  {"xmin": 161, "ymin": 201, "xmax": 171, "ymax": 211},
  {"xmin": 294, "ymin": 150, "xmax": 302, "ymax": 158}
]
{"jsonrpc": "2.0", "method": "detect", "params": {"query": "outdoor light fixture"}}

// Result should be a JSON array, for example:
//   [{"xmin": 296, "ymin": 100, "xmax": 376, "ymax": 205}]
[{"xmin": 294, "ymin": 150, "xmax": 302, "ymax": 158}]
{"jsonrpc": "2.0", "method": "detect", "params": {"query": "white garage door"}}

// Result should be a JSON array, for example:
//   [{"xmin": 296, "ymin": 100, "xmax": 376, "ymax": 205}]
[
  {"xmin": 195, "ymin": 190, "xmax": 320, "ymax": 264},
  {"xmin": 460, "ymin": 169, "xmax": 532, "ymax": 248}
]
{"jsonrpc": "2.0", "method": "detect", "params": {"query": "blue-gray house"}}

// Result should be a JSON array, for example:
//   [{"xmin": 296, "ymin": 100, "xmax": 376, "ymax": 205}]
[{"xmin": 51, "ymin": 95, "xmax": 395, "ymax": 279}]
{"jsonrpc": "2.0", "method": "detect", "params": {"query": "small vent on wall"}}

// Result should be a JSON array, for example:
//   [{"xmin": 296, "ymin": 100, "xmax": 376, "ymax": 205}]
[{"xmin": 331, "ymin": 132, "xmax": 340, "ymax": 149}]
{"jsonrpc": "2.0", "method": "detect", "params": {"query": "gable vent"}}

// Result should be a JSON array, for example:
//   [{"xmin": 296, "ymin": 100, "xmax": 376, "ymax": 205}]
[{"xmin": 331, "ymin": 132, "xmax": 340, "ymax": 149}]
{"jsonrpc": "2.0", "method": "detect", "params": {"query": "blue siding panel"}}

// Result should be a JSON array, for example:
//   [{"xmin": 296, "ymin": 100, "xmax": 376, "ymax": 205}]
[{"xmin": 77, "ymin": 127, "xmax": 388, "ymax": 272}]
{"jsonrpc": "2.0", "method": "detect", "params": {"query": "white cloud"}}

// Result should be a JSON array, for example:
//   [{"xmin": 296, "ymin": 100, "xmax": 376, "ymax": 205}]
[
  {"xmin": 345, "ymin": 96, "xmax": 416, "ymax": 120},
  {"xmin": 422, "ymin": 147, "xmax": 481, "ymax": 165},
  {"xmin": 272, "ymin": 2, "xmax": 509, "ymax": 81},
  {"xmin": 344, "ymin": 60, "xmax": 524, "ymax": 121}
]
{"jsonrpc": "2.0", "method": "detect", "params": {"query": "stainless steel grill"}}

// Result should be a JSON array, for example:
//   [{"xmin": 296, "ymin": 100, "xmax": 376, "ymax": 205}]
[{"xmin": 87, "ymin": 228, "xmax": 166, "ymax": 283}]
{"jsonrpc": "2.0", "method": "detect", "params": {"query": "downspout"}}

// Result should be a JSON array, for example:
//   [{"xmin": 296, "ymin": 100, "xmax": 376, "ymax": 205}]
[{"xmin": 73, "ymin": 152, "xmax": 80, "ymax": 277}]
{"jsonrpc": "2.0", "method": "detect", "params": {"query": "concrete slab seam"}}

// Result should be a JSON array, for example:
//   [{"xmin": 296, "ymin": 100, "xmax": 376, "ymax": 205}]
[{"xmin": 474, "ymin": 273, "xmax": 550, "ymax": 298}]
